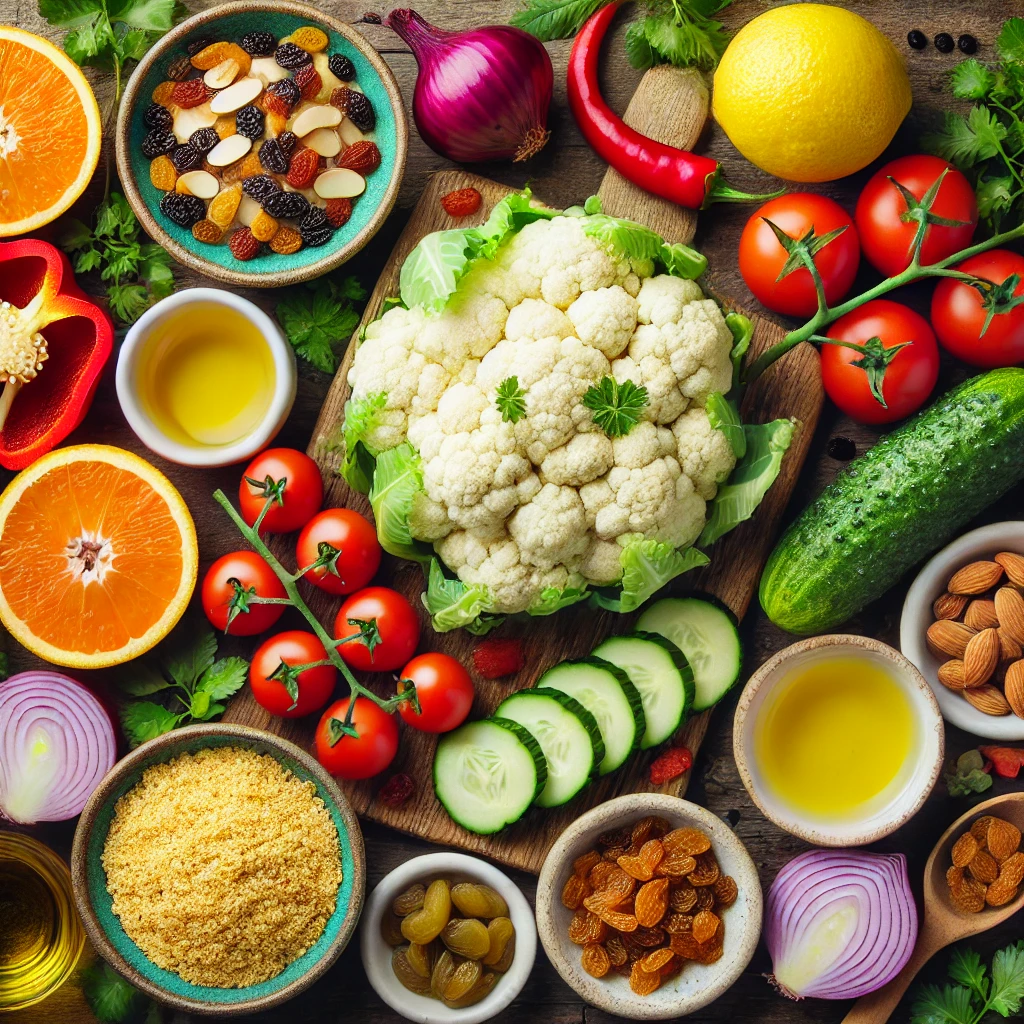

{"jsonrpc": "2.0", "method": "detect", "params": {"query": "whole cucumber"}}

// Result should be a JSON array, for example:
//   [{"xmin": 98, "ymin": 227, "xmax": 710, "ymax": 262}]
[{"xmin": 760, "ymin": 368, "xmax": 1024, "ymax": 634}]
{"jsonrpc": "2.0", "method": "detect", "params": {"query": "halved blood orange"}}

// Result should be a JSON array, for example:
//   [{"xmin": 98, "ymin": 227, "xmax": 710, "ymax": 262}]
[
  {"xmin": 0, "ymin": 27, "xmax": 103, "ymax": 236},
  {"xmin": 0, "ymin": 445, "xmax": 198, "ymax": 668}
]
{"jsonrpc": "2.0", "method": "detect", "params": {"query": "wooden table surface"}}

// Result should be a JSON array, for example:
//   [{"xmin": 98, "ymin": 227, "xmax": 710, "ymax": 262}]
[{"xmin": 3, "ymin": 0, "xmax": 1023, "ymax": 1021}]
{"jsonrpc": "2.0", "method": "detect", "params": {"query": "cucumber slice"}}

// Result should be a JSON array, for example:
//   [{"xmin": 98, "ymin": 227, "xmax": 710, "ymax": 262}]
[
  {"xmin": 592, "ymin": 632, "xmax": 695, "ymax": 748},
  {"xmin": 637, "ymin": 597, "xmax": 742, "ymax": 712},
  {"xmin": 536, "ymin": 657, "xmax": 645, "ymax": 776},
  {"xmin": 433, "ymin": 718, "xmax": 547, "ymax": 834},
  {"xmin": 494, "ymin": 688, "xmax": 604, "ymax": 808}
]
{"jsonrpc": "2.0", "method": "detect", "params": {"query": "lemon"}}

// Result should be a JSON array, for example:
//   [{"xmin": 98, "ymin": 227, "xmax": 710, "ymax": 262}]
[{"xmin": 712, "ymin": 4, "xmax": 912, "ymax": 183}]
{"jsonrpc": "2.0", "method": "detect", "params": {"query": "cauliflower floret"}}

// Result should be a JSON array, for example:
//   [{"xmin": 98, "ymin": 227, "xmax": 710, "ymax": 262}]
[
  {"xmin": 579, "ymin": 538, "xmax": 624, "ymax": 585},
  {"xmin": 508, "ymin": 482, "xmax": 590, "ymax": 569},
  {"xmin": 566, "ymin": 286, "xmax": 638, "ymax": 358},
  {"xmin": 611, "ymin": 354, "xmax": 686, "ymax": 424},
  {"xmin": 636, "ymin": 275, "xmax": 704, "ymax": 327},
  {"xmin": 409, "ymin": 492, "xmax": 453, "ymax": 542},
  {"xmin": 540, "ymin": 433, "xmax": 613, "ymax": 487},
  {"xmin": 611, "ymin": 421, "xmax": 676, "ymax": 469},
  {"xmin": 504, "ymin": 299, "xmax": 574, "ymax": 343},
  {"xmin": 672, "ymin": 407, "xmax": 738, "ymax": 501},
  {"xmin": 475, "ymin": 336, "xmax": 562, "ymax": 393}
]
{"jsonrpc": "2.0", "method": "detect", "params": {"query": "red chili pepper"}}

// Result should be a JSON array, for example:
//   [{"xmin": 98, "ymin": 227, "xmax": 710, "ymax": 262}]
[
  {"xmin": 0, "ymin": 240, "xmax": 113, "ymax": 470},
  {"xmin": 567, "ymin": 3, "xmax": 779, "ymax": 210}
]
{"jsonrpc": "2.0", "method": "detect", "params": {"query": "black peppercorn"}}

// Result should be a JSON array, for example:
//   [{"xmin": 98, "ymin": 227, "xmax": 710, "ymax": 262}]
[
  {"xmin": 958, "ymin": 33, "xmax": 978, "ymax": 54},
  {"xmin": 935, "ymin": 32, "xmax": 955, "ymax": 53},
  {"xmin": 907, "ymin": 29, "xmax": 927, "ymax": 50}
]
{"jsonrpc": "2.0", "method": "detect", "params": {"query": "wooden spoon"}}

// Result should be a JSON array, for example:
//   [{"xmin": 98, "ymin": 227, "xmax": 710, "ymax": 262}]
[{"xmin": 842, "ymin": 791, "xmax": 1024, "ymax": 1024}]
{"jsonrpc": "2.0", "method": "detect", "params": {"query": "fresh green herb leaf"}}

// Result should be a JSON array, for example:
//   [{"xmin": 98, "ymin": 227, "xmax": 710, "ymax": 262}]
[
  {"xmin": 948, "ymin": 948, "xmax": 989, "ymax": 1004},
  {"xmin": 583, "ymin": 376, "xmax": 649, "ymax": 438},
  {"xmin": 912, "ymin": 942, "xmax": 1024, "ymax": 1024},
  {"xmin": 951, "ymin": 58, "xmax": 995, "ymax": 101},
  {"xmin": 911, "ymin": 983, "xmax": 976, "ymax": 1024},
  {"xmin": 120, "ymin": 701, "xmax": 181, "ymax": 747},
  {"xmin": 162, "ymin": 630, "xmax": 217, "ymax": 689},
  {"xmin": 976, "ymin": 176, "xmax": 1015, "ymax": 222},
  {"xmin": 989, "ymin": 942, "xmax": 1024, "ymax": 1015},
  {"xmin": 369, "ymin": 443, "xmax": 432, "ymax": 562},
  {"xmin": 997, "ymin": 17, "xmax": 1024, "ymax": 63},
  {"xmin": 337, "ymin": 390, "xmax": 388, "ymax": 494},
  {"xmin": 81, "ymin": 962, "xmax": 154, "ymax": 1024},
  {"xmin": 195, "ymin": 657, "xmax": 249, "ymax": 701},
  {"xmin": 112, "ymin": 660, "xmax": 172, "ymax": 696},
  {"xmin": 422, "ymin": 558, "xmax": 501, "ymax": 634},
  {"xmin": 725, "ymin": 312, "xmax": 753, "ymax": 394},
  {"xmin": 624, "ymin": 17, "xmax": 657, "ymax": 69},
  {"xmin": 495, "ymin": 376, "xmax": 528, "ymax": 423},
  {"xmin": 508, "ymin": 0, "xmax": 607, "ymax": 41},
  {"xmin": 276, "ymin": 275, "xmax": 366, "ymax": 373}
]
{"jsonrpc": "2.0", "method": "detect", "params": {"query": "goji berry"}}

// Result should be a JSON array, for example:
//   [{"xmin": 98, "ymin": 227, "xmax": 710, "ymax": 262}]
[
  {"xmin": 171, "ymin": 78, "xmax": 210, "ymax": 109},
  {"xmin": 441, "ymin": 187, "xmax": 482, "ymax": 218},
  {"xmin": 378, "ymin": 772, "xmax": 414, "ymax": 807},
  {"xmin": 338, "ymin": 140, "xmax": 380, "ymax": 173},
  {"xmin": 228, "ymin": 227, "xmax": 260, "ymax": 261},
  {"xmin": 325, "ymin": 197, "xmax": 352, "ymax": 227},
  {"xmin": 472, "ymin": 637, "xmax": 524, "ymax": 679},
  {"xmin": 649, "ymin": 747, "xmax": 693, "ymax": 786},
  {"xmin": 286, "ymin": 146, "xmax": 320, "ymax": 189}
]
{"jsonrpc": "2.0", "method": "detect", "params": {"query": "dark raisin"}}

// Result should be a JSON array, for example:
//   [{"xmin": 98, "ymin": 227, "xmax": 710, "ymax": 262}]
[
  {"xmin": 235, "ymin": 105, "xmax": 266, "ymax": 140},
  {"xmin": 267, "ymin": 78, "xmax": 301, "ymax": 111},
  {"xmin": 276, "ymin": 131, "xmax": 298, "ymax": 158},
  {"xmin": 262, "ymin": 189, "xmax": 310, "ymax": 219},
  {"xmin": 171, "ymin": 143, "xmax": 202, "ymax": 172},
  {"xmin": 934, "ymin": 32, "xmax": 955, "ymax": 53},
  {"xmin": 300, "ymin": 222, "xmax": 334, "ymax": 247},
  {"xmin": 242, "ymin": 175, "xmax": 281, "ymax": 201},
  {"xmin": 186, "ymin": 36, "xmax": 214, "ymax": 56},
  {"xmin": 141, "ymin": 129, "xmax": 177, "ymax": 158},
  {"xmin": 827, "ymin": 436, "xmax": 857, "ymax": 461},
  {"xmin": 907, "ymin": 29, "xmax": 927, "ymax": 49},
  {"xmin": 299, "ymin": 207, "xmax": 333, "ymax": 246},
  {"xmin": 166, "ymin": 54, "xmax": 192, "ymax": 81},
  {"xmin": 143, "ymin": 103, "xmax": 173, "ymax": 130},
  {"xmin": 344, "ymin": 90, "xmax": 375, "ymax": 132},
  {"xmin": 160, "ymin": 191, "xmax": 206, "ymax": 229},
  {"xmin": 275, "ymin": 42, "xmax": 312, "ymax": 69},
  {"xmin": 958, "ymin": 33, "xmax": 978, "ymax": 54},
  {"xmin": 240, "ymin": 30, "xmax": 276, "ymax": 56},
  {"xmin": 360, "ymin": 12, "xmax": 382, "ymax": 24},
  {"xmin": 328, "ymin": 53, "xmax": 356, "ymax": 81},
  {"xmin": 189, "ymin": 127, "xmax": 220, "ymax": 155},
  {"xmin": 259, "ymin": 138, "xmax": 290, "ymax": 174}
]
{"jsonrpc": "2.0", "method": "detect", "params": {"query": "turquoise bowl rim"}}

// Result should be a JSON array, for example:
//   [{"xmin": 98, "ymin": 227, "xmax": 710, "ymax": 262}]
[
  {"xmin": 71, "ymin": 723, "xmax": 365, "ymax": 1016},
  {"xmin": 114, "ymin": 0, "xmax": 407, "ymax": 288}
]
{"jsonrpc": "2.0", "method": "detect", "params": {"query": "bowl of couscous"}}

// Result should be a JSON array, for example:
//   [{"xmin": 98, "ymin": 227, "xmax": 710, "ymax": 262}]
[{"xmin": 71, "ymin": 723, "xmax": 365, "ymax": 1016}]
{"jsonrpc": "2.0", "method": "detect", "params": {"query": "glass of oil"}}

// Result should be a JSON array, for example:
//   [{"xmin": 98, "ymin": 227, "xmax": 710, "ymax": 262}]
[{"xmin": 0, "ymin": 832, "xmax": 85, "ymax": 1011}]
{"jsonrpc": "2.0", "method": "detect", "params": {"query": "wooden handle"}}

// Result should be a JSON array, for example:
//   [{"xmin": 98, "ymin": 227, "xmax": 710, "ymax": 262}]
[{"xmin": 840, "ymin": 933, "xmax": 944, "ymax": 1024}]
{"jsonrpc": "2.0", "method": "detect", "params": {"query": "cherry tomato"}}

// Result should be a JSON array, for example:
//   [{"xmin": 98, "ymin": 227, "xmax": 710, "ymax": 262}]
[
  {"xmin": 931, "ymin": 250, "xmax": 1024, "ymax": 368},
  {"xmin": 296, "ymin": 508, "xmax": 381, "ymax": 596},
  {"xmin": 821, "ymin": 299, "xmax": 940, "ymax": 425},
  {"xmin": 738, "ymin": 193, "xmax": 860, "ymax": 317},
  {"xmin": 397, "ymin": 653, "xmax": 474, "ymax": 733},
  {"xmin": 334, "ymin": 587, "xmax": 420, "ymax": 672},
  {"xmin": 250, "ymin": 630, "xmax": 336, "ymax": 718},
  {"xmin": 315, "ymin": 696, "xmax": 399, "ymax": 779},
  {"xmin": 201, "ymin": 551, "xmax": 287, "ymax": 636},
  {"xmin": 855, "ymin": 155, "xmax": 978, "ymax": 278},
  {"xmin": 239, "ymin": 448, "xmax": 323, "ymax": 534}
]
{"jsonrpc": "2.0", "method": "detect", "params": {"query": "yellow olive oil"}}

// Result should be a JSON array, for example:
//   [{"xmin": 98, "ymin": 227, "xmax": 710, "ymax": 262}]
[
  {"xmin": 139, "ymin": 301, "xmax": 275, "ymax": 447},
  {"xmin": 754, "ymin": 656, "xmax": 916, "ymax": 821}
]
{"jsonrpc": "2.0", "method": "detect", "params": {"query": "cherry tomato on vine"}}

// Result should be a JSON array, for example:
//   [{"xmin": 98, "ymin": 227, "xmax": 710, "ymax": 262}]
[
  {"xmin": 397, "ymin": 653, "xmax": 474, "ymax": 733},
  {"xmin": 296, "ymin": 508, "xmax": 381, "ymax": 596},
  {"xmin": 315, "ymin": 696, "xmax": 399, "ymax": 779},
  {"xmin": 931, "ymin": 250, "xmax": 1024, "ymax": 368},
  {"xmin": 821, "ymin": 299, "xmax": 940, "ymax": 425},
  {"xmin": 250, "ymin": 630, "xmax": 336, "ymax": 718},
  {"xmin": 334, "ymin": 587, "xmax": 419, "ymax": 672},
  {"xmin": 855, "ymin": 155, "xmax": 978, "ymax": 278},
  {"xmin": 738, "ymin": 193, "xmax": 860, "ymax": 317},
  {"xmin": 201, "ymin": 551, "xmax": 287, "ymax": 636},
  {"xmin": 239, "ymin": 448, "xmax": 323, "ymax": 534}
]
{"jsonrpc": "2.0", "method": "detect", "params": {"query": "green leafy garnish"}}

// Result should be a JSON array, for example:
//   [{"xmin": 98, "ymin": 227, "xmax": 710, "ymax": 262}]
[
  {"xmin": 421, "ymin": 558, "xmax": 502, "ymax": 634},
  {"xmin": 495, "ymin": 376, "xmax": 528, "ymax": 423},
  {"xmin": 368, "ymin": 443, "xmax": 432, "ymax": 563},
  {"xmin": 337, "ymin": 391, "xmax": 387, "ymax": 493},
  {"xmin": 275, "ymin": 275, "xmax": 366, "ymax": 373},
  {"xmin": 583, "ymin": 377, "xmax": 649, "ymax": 438},
  {"xmin": 943, "ymin": 749, "xmax": 994, "ymax": 798},
  {"xmin": 60, "ymin": 194, "xmax": 174, "ymax": 324},
  {"xmin": 725, "ymin": 312, "xmax": 753, "ymax": 395},
  {"xmin": 82, "ymin": 962, "xmax": 158, "ymax": 1024},
  {"xmin": 528, "ymin": 583, "xmax": 590, "ymax": 615},
  {"xmin": 590, "ymin": 539, "xmax": 709, "ymax": 613},
  {"xmin": 911, "ymin": 941, "xmax": 1024, "ymax": 1024}
]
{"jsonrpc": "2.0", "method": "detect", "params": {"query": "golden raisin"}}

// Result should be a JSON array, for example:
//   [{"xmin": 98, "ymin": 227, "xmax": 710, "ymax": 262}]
[
  {"xmin": 151, "ymin": 81, "xmax": 175, "ymax": 105},
  {"xmin": 573, "ymin": 850, "xmax": 601, "ymax": 878},
  {"xmin": 191, "ymin": 219, "xmax": 224, "ymax": 244},
  {"xmin": 440, "ymin": 918, "xmax": 491, "ymax": 961},
  {"xmin": 288, "ymin": 25, "xmax": 329, "ymax": 52},
  {"xmin": 629, "ymin": 959, "xmax": 661, "ymax": 996},
  {"xmin": 392, "ymin": 946, "xmax": 431, "ymax": 995},
  {"xmin": 442, "ymin": 957, "xmax": 482, "ymax": 1003},
  {"xmin": 561, "ymin": 873, "xmax": 589, "ymax": 910},
  {"xmin": 481, "ymin": 917, "xmax": 515, "ymax": 967},
  {"xmin": 581, "ymin": 942, "xmax": 610, "ymax": 978},
  {"xmin": 149, "ymin": 155, "xmax": 177, "ymax": 190},
  {"xmin": 619, "ymin": 839, "xmax": 664, "ymax": 881},
  {"xmin": 214, "ymin": 115, "xmax": 236, "ymax": 139},
  {"xmin": 634, "ymin": 878, "xmax": 669, "ymax": 928},
  {"xmin": 692, "ymin": 908, "xmax": 720, "ymax": 944},
  {"xmin": 663, "ymin": 912, "xmax": 693, "ymax": 935},
  {"xmin": 688, "ymin": 851, "xmax": 721, "ymax": 887},
  {"xmin": 605, "ymin": 935, "xmax": 627, "ymax": 966},
  {"xmin": 568, "ymin": 908, "xmax": 608, "ymax": 945},
  {"xmin": 430, "ymin": 949, "xmax": 456, "ymax": 1000},
  {"xmin": 207, "ymin": 184, "xmax": 242, "ymax": 228},
  {"xmin": 655, "ymin": 850, "xmax": 697, "ymax": 878},
  {"xmin": 392, "ymin": 883, "xmax": 425, "ymax": 917},
  {"xmin": 250, "ymin": 209, "xmax": 279, "ymax": 242},
  {"xmin": 713, "ymin": 875, "xmax": 738, "ymax": 908},
  {"xmin": 632, "ymin": 925, "xmax": 665, "ymax": 947},
  {"xmin": 669, "ymin": 884, "xmax": 697, "ymax": 913},
  {"xmin": 406, "ymin": 941, "xmax": 434, "ymax": 978},
  {"xmin": 444, "ymin": 971, "xmax": 496, "ymax": 1009},
  {"xmin": 450, "ymin": 882, "xmax": 508, "ymax": 919},
  {"xmin": 952, "ymin": 832, "xmax": 980, "ymax": 867},
  {"xmin": 639, "ymin": 948, "xmax": 674, "ymax": 973},
  {"xmin": 662, "ymin": 827, "xmax": 712, "ymax": 857},
  {"xmin": 401, "ymin": 879, "xmax": 450, "ymax": 945},
  {"xmin": 269, "ymin": 225, "xmax": 303, "ymax": 254},
  {"xmin": 380, "ymin": 910, "xmax": 404, "ymax": 946}
]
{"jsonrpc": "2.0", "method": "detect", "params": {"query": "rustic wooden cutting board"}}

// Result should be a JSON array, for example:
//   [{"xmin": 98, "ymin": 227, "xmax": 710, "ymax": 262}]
[{"xmin": 224, "ymin": 66, "xmax": 823, "ymax": 874}]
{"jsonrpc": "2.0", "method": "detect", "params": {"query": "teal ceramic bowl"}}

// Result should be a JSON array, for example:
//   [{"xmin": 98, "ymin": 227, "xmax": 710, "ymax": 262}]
[
  {"xmin": 114, "ymin": 0, "xmax": 407, "ymax": 287},
  {"xmin": 71, "ymin": 724, "xmax": 365, "ymax": 1016}
]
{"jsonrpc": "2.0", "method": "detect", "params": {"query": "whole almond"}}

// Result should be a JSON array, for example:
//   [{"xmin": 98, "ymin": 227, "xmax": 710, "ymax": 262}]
[
  {"xmin": 964, "ymin": 684, "xmax": 1012, "ymax": 716},
  {"xmin": 949, "ymin": 561, "xmax": 1005, "ymax": 595},
  {"xmin": 1000, "ymin": 629, "xmax": 1024, "ymax": 663},
  {"xmin": 995, "ymin": 586, "xmax": 1024, "ymax": 645},
  {"xmin": 965, "ymin": 599, "xmax": 1000, "ymax": 631},
  {"xmin": 934, "ymin": 592, "xmax": 969, "ymax": 620},
  {"xmin": 964, "ymin": 628, "xmax": 1001, "ymax": 687},
  {"xmin": 995, "ymin": 551, "xmax": 1024, "ymax": 587},
  {"xmin": 937, "ymin": 660, "xmax": 967, "ymax": 691},
  {"xmin": 1005, "ymin": 661, "xmax": 1024, "ymax": 719},
  {"xmin": 927, "ymin": 619, "xmax": 977, "ymax": 659}
]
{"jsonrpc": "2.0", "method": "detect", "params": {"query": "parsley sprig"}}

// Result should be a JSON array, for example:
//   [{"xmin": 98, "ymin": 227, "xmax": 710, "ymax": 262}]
[
  {"xmin": 912, "ymin": 942, "xmax": 1024, "ymax": 1024},
  {"xmin": 276, "ymin": 275, "xmax": 367, "ymax": 373},
  {"xmin": 495, "ymin": 376, "xmax": 527, "ymax": 423},
  {"xmin": 583, "ymin": 376, "xmax": 648, "ymax": 438},
  {"xmin": 82, "ymin": 962, "xmax": 159, "ymax": 1024}
]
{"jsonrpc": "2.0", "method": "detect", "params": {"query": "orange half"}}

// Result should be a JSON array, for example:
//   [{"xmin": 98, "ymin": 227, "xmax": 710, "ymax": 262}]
[
  {"xmin": 0, "ymin": 445, "xmax": 198, "ymax": 668},
  {"xmin": 0, "ymin": 27, "xmax": 103, "ymax": 236}
]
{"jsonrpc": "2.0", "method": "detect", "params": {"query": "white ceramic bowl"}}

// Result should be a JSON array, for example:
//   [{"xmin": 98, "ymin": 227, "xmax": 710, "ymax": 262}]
[
  {"xmin": 359, "ymin": 852, "xmax": 536, "ymax": 1024},
  {"xmin": 901, "ymin": 520, "xmax": 1024, "ymax": 740},
  {"xmin": 733, "ymin": 635, "xmax": 944, "ymax": 847},
  {"xmin": 116, "ymin": 288, "xmax": 296, "ymax": 467},
  {"xmin": 536, "ymin": 794, "xmax": 761, "ymax": 1020}
]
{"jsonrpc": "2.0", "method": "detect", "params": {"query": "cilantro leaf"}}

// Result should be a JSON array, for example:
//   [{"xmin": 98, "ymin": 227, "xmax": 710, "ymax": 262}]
[
  {"xmin": 989, "ymin": 942, "xmax": 1024, "ymax": 1016},
  {"xmin": 113, "ymin": 660, "xmax": 172, "ymax": 696},
  {"xmin": 951, "ymin": 58, "xmax": 995, "ymax": 101},
  {"xmin": 495, "ymin": 376, "xmax": 527, "ymax": 423},
  {"xmin": 911, "ymin": 983, "xmax": 976, "ymax": 1024},
  {"xmin": 161, "ymin": 629, "xmax": 217, "ymax": 690},
  {"xmin": 926, "ymin": 107, "xmax": 1007, "ymax": 168},
  {"xmin": 583, "ymin": 377, "xmax": 648, "ymax": 438},
  {"xmin": 948, "ymin": 948, "xmax": 989, "ymax": 1003},
  {"xmin": 997, "ymin": 17, "xmax": 1024, "ymax": 63},
  {"xmin": 121, "ymin": 701, "xmax": 181, "ymax": 747},
  {"xmin": 81, "ymin": 962, "xmax": 152, "ymax": 1023},
  {"xmin": 276, "ymin": 275, "xmax": 365, "ymax": 373},
  {"xmin": 195, "ymin": 657, "xmax": 249, "ymax": 701}
]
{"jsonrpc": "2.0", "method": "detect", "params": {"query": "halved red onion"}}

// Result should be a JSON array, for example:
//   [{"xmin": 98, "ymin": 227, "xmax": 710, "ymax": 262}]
[
  {"xmin": 766, "ymin": 849, "xmax": 918, "ymax": 1000},
  {"xmin": 0, "ymin": 671, "xmax": 116, "ymax": 824}
]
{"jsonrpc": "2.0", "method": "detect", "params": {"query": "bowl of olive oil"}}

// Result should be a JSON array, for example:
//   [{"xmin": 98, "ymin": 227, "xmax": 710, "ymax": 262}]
[{"xmin": 116, "ymin": 289, "xmax": 296, "ymax": 467}]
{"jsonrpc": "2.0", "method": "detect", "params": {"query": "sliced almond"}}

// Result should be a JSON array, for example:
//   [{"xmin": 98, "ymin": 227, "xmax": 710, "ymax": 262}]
[
  {"xmin": 995, "ymin": 586, "xmax": 1024, "ymax": 644},
  {"xmin": 204, "ymin": 58, "xmax": 241, "ymax": 90},
  {"xmin": 206, "ymin": 134, "xmax": 252, "ymax": 168},
  {"xmin": 175, "ymin": 170, "xmax": 220, "ymax": 199},
  {"xmin": 949, "ymin": 560, "xmax": 1005, "ymax": 595},
  {"xmin": 303, "ymin": 127, "xmax": 342, "ymax": 158},
  {"xmin": 927, "ymin": 619, "xmax": 976, "ymax": 659},
  {"xmin": 291, "ymin": 103, "xmax": 343, "ymax": 138},
  {"xmin": 964, "ymin": 627, "xmax": 1001, "ymax": 687},
  {"xmin": 964, "ymin": 684, "xmax": 1012, "ymax": 716},
  {"xmin": 934, "ymin": 592, "xmax": 969, "ymax": 621},
  {"xmin": 314, "ymin": 167, "xmax": 365, "ymax": 199},
  {"xmin": 172, "ymin": 101, "xmax": 217, "ymax": 143},
  {"xmin": 999, "ymin": 628, "xmax": 1023, "ymax": 663},
  {"xmin": 995, "ymin": 552, "xmax": 1024, "ymax": 587},
  {"xmin": 338, "ymin": 116, "xmax": 364, "ymax": 146},
  {"xmin": 209, "ymin": 76, "xmax": 264, "ymax": 114},
  {"xmin": 236, "ymin": 194, "xmax": 262, "ymax": 227},
  {"xmin": 1005, "ymin": 661, "xmax": 1024, "ymax": 718},
  {"xmin": 937, "ymin": 660, "xmax": 967, "ymax": 691},
  {"xmin": 250, "ymin": 56, "xmax": 291, "ymax": 85},
  {"xmin": 965, "ymin": 599, "xmax": 999, "ymax": 631}
]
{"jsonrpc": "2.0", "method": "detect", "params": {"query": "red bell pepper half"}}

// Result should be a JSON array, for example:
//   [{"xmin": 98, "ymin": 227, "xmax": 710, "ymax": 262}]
[{"xmin": 0, "ymin": 239, "xmax": 113, "ymax": 470}]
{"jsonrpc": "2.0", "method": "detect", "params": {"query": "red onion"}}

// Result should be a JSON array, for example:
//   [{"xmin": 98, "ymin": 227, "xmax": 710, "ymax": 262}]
[
  {"xmin": 766, "ymin": 850, "xmax": 917, "ymax": 1000},
  {"xmin": 385, "ymin": 8, "xmax": 553, "ymax": 163},
  {"xmin": 0, "ymin": 671, "xmax": 116, "ymax": 824}
]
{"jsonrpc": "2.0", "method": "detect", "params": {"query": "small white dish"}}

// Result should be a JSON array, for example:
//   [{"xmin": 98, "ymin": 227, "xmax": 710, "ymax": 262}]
[
  {"xmin": 116, "ymin": 288, "xmax": 296, "ymax": 467},
  {"xmin": 734, "ymin": 635, "xmax": 944, "ymax": 847},
  {"xmin": 901, "ymin": 520, "xmax": 1024, "ymax": 740},
  {"xmin": 536, "ymin": 794, "xmax": 761, "ymax": 1020},
  {"xmin": 359, "ymin": 852, "xmax": 536, "ymax": 1024}
]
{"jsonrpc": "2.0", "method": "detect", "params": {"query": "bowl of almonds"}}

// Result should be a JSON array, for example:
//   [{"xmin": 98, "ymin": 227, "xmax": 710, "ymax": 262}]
[{"xmin": 901, "ymin": 521, "xmax": 1024, "ymax": 740}]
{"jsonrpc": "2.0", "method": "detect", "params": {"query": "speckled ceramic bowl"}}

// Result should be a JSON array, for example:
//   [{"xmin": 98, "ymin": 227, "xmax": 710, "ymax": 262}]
[
  {"xmin": 536, "ymin": 794, "xmax": 761, "ymax": 1020},
  {"xmin": 115, "ymin": 0, "xmax": 406, "ymax": 287},
  {"xmin": 71, "ymin": 724, "xmax": 365, "ymax": 1016}
]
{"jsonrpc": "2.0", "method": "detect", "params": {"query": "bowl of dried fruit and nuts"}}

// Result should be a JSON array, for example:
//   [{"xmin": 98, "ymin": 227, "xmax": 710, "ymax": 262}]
[
  {"xmin": 536, "ymin": 794, "xmax": 761, "ymax": 1020},
  {"xmin": 902, "ymin": 521, "xmax": 1024, "ymax": 740},
  {"xmin": 115, "ymin": 0, "xmax": 407, "ymax": 287}
]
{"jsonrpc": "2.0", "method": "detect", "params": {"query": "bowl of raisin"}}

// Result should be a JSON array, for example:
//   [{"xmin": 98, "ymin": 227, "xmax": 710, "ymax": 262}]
[{"xmin": 115, "ymin": 0, "xmax": 407, "ymax": 287}]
